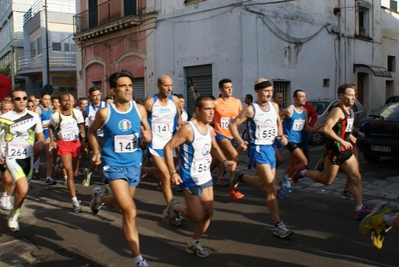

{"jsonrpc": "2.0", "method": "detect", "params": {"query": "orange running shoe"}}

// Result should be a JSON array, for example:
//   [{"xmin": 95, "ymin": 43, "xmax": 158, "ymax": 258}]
[{"xmin": 229, "ymin": 188, "xmax": 244, "ymax": 200}]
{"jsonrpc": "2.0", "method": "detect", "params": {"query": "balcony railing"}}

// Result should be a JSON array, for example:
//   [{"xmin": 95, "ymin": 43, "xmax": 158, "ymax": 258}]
[
  {"xmin": 73, "ymin": 0, "xmax": 146, "ymax": 34},
  {"xmin": 23, "ymin": 0, "xmax": 76, "ymax": 25},
  {"xmin": 17, "ymin": 53, "xmax": 76, "ymax": 71}
]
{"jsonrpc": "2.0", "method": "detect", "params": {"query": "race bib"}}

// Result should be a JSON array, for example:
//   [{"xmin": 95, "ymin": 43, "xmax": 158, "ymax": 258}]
[
  {"xmin": 220, "ymin": 117, "xmax": 231, "ymax": 129},
  {"xmin": 7, "ymin": 141, "xmax": 33, "ymax": 159},
  {"xmin": 58, "ymin": 129, "xmax": 79, "ymax": 141},
  {"xmin": 154, "ymin": 121, "xmax": 171, "ymax": 134},
  {"xmin": 194, "ymin": 155, "xmax": 212, "ymax": 173},
  {"xmin": 256, "ymin": 125, "xmax": 277, "ymax": 141},
  {"xmin": 346, "ymin": 118, "xmax": 354, "ymax": 132},
  {"xmin": 292, "ymin": 119, "xmax": 305, "ymax": 131},
  {"xmin": 114, "ymin": 134, "xmax": 139, "ymax": 153}
]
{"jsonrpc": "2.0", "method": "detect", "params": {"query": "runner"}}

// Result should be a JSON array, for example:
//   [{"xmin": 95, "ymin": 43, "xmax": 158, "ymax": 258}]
[
  {"xmin": 0, "ymin": 89, "xmax": 45, "ymax": 231},
  {"xmin": 0, "ymin": 100, "xmax": 14, "ymax": 211},
  {"xmin": 163, "ymin": 95, "xmax": 237, "ymax": 257},
  {"xmin": 48, "ymin": 94, "xmax": 86, "ymax": 213},
  {"xmin": 82, "ymin": 86, "xmax": 108, "ymax": 192},
  {"xmin": 143, "ymin": 75, "xmax": 185, "ymax": 225},
  {"xmin": 88, "ymin": 70, "xmax": 152, "ymax": 267},
  {"xmin": 229, "ymin": 78, "xmax": 293, "ymax": 238},
  {"xmin": 291, "ymin": 83, "xmax": 371, "ymax": 220},
  {"xmin": 33, "ymin": 92, "xmax": 56, "ymax": 185}
]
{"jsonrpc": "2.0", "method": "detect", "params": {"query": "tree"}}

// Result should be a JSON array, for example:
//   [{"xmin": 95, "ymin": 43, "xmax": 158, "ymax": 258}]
[{"xmin": 0, "ymin": 64, "xmax": 11, "ymax": 77}]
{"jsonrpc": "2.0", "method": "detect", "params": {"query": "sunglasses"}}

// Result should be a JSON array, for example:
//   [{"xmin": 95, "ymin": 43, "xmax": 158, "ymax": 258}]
[
  {"xmin": 27, "ymin": 106, "xmax": 34, "ymax": 108},
  {"xmin": 12, "ymin": 96, "xmax": 28, "ymax": 101}
]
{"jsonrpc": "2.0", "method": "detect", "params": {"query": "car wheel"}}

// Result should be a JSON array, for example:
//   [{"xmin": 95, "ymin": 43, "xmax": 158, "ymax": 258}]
[
  {"xmin": 309, "ymin": 132, "xmax": 325, "ymax": 146},
  {"xmin": 363, "ymin": 154, "xmax": 381, "ymax": 163}
]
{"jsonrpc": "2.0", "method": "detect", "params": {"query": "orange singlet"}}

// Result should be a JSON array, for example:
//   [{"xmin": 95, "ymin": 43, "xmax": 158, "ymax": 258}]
[{"xmin": 214, "ymin": 97, "xmax": 241, "ymax": 139}]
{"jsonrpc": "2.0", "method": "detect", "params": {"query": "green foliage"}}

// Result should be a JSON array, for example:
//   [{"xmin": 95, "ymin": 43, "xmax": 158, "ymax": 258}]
[{"xmin": 0, "ymin": 64, "xmax": 11, "ymax": 76}]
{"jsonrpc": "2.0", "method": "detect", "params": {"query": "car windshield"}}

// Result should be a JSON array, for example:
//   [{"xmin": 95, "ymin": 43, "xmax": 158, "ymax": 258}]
[
  {"xmin": 308, "ymin": 101, "xmax": 333, "ymax": 115},
  {"xmin": 370, "ymin": 103, "xmax": 399, "ymax": 120}
]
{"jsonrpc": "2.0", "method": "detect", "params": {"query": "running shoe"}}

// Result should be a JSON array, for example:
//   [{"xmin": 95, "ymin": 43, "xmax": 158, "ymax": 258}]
[
  {"xmin": 291, "ymin": 164, "xmax": 306, "ymax": 183},
  {"xmin": 73, "ymin": 200, "xmax": 82, "ymax": 213},
  {"xmin": 339, "ymin": 190, "xmax": 354, "ymax": 200},
  {"xmin": 32, "ymin": 171, "xmax": 41, "ymax": 180},
  {"xmin": 171, "ymin": 214, "xmax": 186, "ymax": 226},
  {"xmin": 273, "ymin": 221, "xmax": 293, "ymax": 239},
  {"xmin": 136, "ymin": 259, "xmax": 151, "ymax": 267},
  {"xmin": 281, "ymin": 175, "xmax": 292, "ymax": 193},
  {"xmin": 277, "ymin": 188, "xmax": 288, "ymax": 200},
  {"xmin": 157, "ymin": 181, "xmax": 162, "ymax": 191},
  {"xmin": 355, "ymin": 205, "xmax": 372, "ymax": 221},
  {"xmin": 360, "ymin": 202, "xmax": 391, "ymax": 236},
  {"xmin": 229, "ymin": 188, "xmax": 244, "ymax": 200},
  {"xmin": 314, "ymin": 157, "xmax": 325, "ymax": 172},
  {"xmin": 0, "ymin": 195, "xmax": 13, "ymax": 211},
  {"xmin": 82, "ymin": 168, "xmax": 91, "ymax": 187},
  {"xmin": 90, "ymin": 187, "xmax": 104, "ymax": 215},
  {"xmin": 215, "ymin": 177, "xmax": 229, "ymax": 187},
  {"xmin": 104, "ymin": 185, "xmax": 113, "ymax": 196},
  {"xmin": 44, "ymin": 176, "xmax": 57, "ymax": 185},
  {"xmin": 162, "ymin": 197, "xmax": 179, "ymax": 224},
  {"xmin": 230, "ymin": 170, "xmax": 244, "ymax": 188},
  {"xmin": 186, "ymin": 240, "xmax": 209, "ymax": 257},
  {"xmin": 8, "ymin": 210, "xmax": 20, "ymax": 232},
  {"xmin": 371, "ymin": 228, "xmax": 386, "ymax": 249}
]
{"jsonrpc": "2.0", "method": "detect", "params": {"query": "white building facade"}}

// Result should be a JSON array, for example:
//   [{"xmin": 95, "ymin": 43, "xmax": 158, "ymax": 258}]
[{"xmin": 145, "ymin": 0, "xmax": 399, "ymax": 115}]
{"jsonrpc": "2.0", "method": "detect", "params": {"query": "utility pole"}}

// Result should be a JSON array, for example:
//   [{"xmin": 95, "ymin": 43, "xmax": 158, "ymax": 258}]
[
  {"xmin": 45, "ymin": 0, "xmax": 50, "ymax": 85},
  {"xmin": 10, "ymin": 46, "xmax": 14, "ymax": 89}
]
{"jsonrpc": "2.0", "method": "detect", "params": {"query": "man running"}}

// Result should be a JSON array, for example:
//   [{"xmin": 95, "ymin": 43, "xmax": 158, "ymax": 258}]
[
  {"xmin": 229, "ymin": 78, "xmax": 293, "ymax": 238},
  {"xmin": 163, "ymin": 95, "xmax": 237, "ymax": 257},
  {"xmin": 291, "ymin": 83, "xmax": 370, "ymax": 220},
  {"xmin": 88, "ymin": 70, "xmax": 152, "ymax": 267},
  {"xmin": 0, "ymin": 100, "xmax": 14, "ymax": 211},
  {"xmin": 48, "ymin": 94, "xmax": 86, "ymax": 213},
  {"xmin": 33, "ymin": 92, "xmax": 56, "ymax": 185},
  {"xmin": 0, "ymin": 89, "xmax": 45, "ymax": 231},
  {"xmin": 143, "ymin": 75, "xmax": 185, "ymax": 225},
  {"xmin": 82, "ymin": 86, "xmax": 107, "ymax": 190}
]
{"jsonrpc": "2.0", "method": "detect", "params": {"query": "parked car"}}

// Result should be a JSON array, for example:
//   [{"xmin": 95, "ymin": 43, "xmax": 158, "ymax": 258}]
[
  {"xmin": 357, "ymin": 102, "xmax": 399, "ymax": 163},
  {"xmin": 385, "ymin": 95, "xmax": 399, "ymax": 104},
  {"xmin": 307, "ymin": 99, "xmax": 367, "ymax": 145}
]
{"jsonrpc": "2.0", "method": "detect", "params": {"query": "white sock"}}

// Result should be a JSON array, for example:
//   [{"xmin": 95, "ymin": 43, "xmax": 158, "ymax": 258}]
[
  {"xmin": 355, "ymin": 204, "xmax": 363, "ymax": 212},
  {"xmin": 191, "ymin": 238, "xmax": 199, "ymax": 244},
  {"xmin": 300, "ymin": 169, "xmax": 307, "ymax": 176},
  {"xmin": 34, "ymin": 159, "xmax": 40, "ymax": 172},
  {"xmin": 133, "ymin": 255, "xmax": 143, "ymax": 265}
]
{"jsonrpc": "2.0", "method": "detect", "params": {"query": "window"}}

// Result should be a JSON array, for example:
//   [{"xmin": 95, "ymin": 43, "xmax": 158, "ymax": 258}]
[
  {"xmin": 273, "ymin": 80, "xmax": 290, "ymax": 109},
  {"xmin": 37, "ymin": 37, "xmax": 42, "ymax": 55},
  {"xmin": 357, "ymin": 1, "xmax": 371, "ymax": 37},
  {"xmin": 52, "ymin": 42, "xmax": 61, "ymax": 51},
  {"xmin": 388, "ymin": 56, "xmax": 395, "ymax": 72},
  {"xmin": 30, "ymin": 41, "xmax": 36, "ymax": 58},
  {"xmin": 124, "ymin": 0, "xmax": 137, "ymax": 16},
  {"xmin": 64, "ymin": 43, "xmax": 70, "ymax": 52}
]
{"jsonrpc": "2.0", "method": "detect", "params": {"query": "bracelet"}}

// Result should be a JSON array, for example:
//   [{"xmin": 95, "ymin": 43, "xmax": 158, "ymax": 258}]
[
  {"xmin": 170, "ymin": 172, "xmax": 177, "ymax": 178},
  {"xmin": 276, "ymin": 135, "xmax": 283, "ymax": 139}
]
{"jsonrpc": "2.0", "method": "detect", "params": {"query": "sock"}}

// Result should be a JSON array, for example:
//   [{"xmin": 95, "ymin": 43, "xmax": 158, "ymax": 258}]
[
  {"xmin": 88, "ymin": 172, "xmax": 93, "ymax": 177},
  {"xmin": 33, "ymin": 159, "xmax": 40, "ymax": 172},
  {"xmin": 383, "ymin": 214, "xmax": 396, "ymax": 227},
  {"xmin": 275, "ymin": 221, "xmax": 281, "ymax": 227},
  {"xmin": 71, "ymin": 197, "xmax": 78, "ymax": 204},
  {"xmin": 46, "ymin": 176, "xmax": 52, "ymax": 180},
  {"xmin": 191, "ymin": 238, "xmax": 199, "ymax": 244},
  {"xmin": 300, "ymin": 169, "xmax": 307, "ymax": 176},
  {"xmin": 133, "ymin": 255, "xmax": 143, "ymax": 265},
  {"xmin": 14, "ymin": 208, "xmax": 21, "ymax": 215},
  {"xmin": 64, "ymin": 175, "xmax": 68, "ymax": 180},
  {"xmin": 355, "ymin": 204, "xmax": 363, "ymax": 212}
]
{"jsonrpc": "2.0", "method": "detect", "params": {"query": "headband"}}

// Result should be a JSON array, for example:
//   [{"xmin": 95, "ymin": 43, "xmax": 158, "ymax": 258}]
[{"xmin": 254, "ymin": 81, "xmax": 272, "ymax": 90}]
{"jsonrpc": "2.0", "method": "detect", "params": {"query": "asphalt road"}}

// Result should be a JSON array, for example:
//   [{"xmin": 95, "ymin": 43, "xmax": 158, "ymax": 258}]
[{"xmin": 0, "ymin": 145, "xmax": 398, "ymax": 267}]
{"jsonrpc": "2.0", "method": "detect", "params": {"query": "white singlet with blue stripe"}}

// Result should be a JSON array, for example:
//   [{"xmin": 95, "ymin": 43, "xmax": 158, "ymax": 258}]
[
  {"xmin": 179, "ymin": 121, "xmax": 212, "ymax": 187},
  {"xmin": 247, "ymin": 102, "xmax": 278, "ymax": 146}
]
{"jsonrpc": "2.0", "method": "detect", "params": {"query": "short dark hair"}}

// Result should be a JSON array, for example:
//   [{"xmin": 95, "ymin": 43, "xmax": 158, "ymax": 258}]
[
  {"xmin": 195, "ymin": 95, "xmax": 215, "ymax": 109},
  {"xmin": 41, "ymin": 92, "xmax": 51, "ymax": 98},
  {"xmin": 51, "ymin": 96, "xmax": 58, "ymax": 101},
  {"xmin": 293, "ymin": 89, "xmax": 304, "ymax": 98},
  {"xmin": 173, "ymin": 93, "xmax": 184, "ymax": 99},
  {"xmin": 88, "ymin": 85, "xmax": 101, "ymax": 95},
  {"xmin": 218, "ymin": 78, "xmax": 232, "ymax": 89},
  {"xmin": 58, "ymin": 93, "xmax": 70, "ymax": 101},
  {"xmin": 337, "ymin": 83, "xmax": 356, "ymax": 96},
  {"xmin": 108, "ymin": 70, "xmax": 134, "ymax": 89},
  {"xmin": 105, "ymin": 95, "xmax": 113, "ymax": 100},
  {"xmin": 11, "ymin": 89, "xmax": 27, "ymax": 98},
  {"xmin": 79, "ymin": 97, "xmax": 88, "ymax": 102},
  {"xmin": 245, "ymin": 94, "xmax": 253, "ymax": 102}
]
